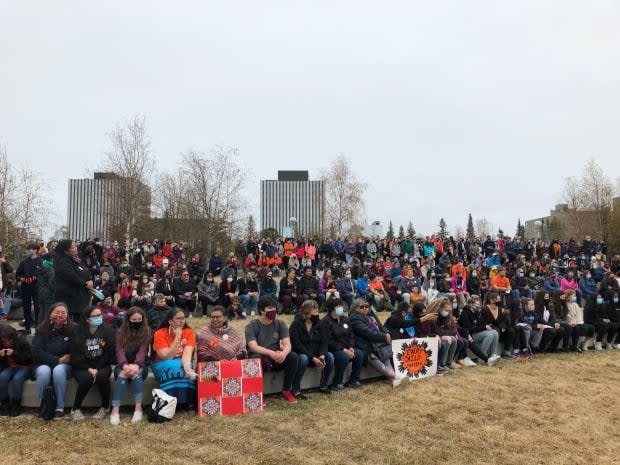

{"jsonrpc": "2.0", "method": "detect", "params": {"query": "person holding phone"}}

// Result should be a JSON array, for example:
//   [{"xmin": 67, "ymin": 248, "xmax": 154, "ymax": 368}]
[
  {"xmin": 0, "ymin": 324, "xmax": 32, "ymax": 416},
  {"xmin": 151, "ymin": 308, "xmax": 197, "ymax": 408}
]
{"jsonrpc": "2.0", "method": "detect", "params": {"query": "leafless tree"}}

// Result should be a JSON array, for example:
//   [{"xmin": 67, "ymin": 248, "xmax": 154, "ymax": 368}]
[
  {"xmin": 475, "ymin": 217, "xmax": 491, "ymax": 238},
  {"xmin": 321, "ymin": 154, "xmax": 367, "ymax": 238},
  {"xmin": 0, "ymin": 145, "xmax": 52, "ymax": 252},
  {"xmin": 101, "ymin": 115, "xmax": 155, "ymax": 244}
]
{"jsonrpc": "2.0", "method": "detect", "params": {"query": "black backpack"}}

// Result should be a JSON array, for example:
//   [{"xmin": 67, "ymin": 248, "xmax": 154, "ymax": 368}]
[{"xmin": 39, "ymin": 385, "xmax": 56, "ymax": 421}]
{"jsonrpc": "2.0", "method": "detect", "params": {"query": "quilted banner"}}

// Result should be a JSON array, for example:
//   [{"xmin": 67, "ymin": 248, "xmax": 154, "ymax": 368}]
[
  {"xmin": 391, "ymin": 337, "xmax": 439, "ymax": 387},
  {"xmin": 197, "ymin": 359, "xmax": 264, "ymax": 417}
]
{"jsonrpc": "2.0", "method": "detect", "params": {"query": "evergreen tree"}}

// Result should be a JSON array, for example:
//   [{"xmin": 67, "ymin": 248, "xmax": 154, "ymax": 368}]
[
  {"xmin": 498, "ymin": 227, "xmax": 504, "ymax": 238},
  {"xmin": 466, "ymin": 213, "xmax": 475, "ymax": 240},
  {"xmin": 398, "ymin": 225, "xmax": 405, "ymax": 238},
  {"xmin": 246, "ymin": 215, "xmax": 257, "ymax": 240},
  {"xmin": 517, "ymin": 218, "xmax": 525, "ymax": 238},
  {"xmin": 386, "ymin": 221, "xmax": 395, "ymax": 240},
  {"xmin": 407, "ymin": 221, "xmax": 416, "ymax": 238},
  {"xmin": 437, "ymin": 218, "xmax": 449, "ymax": 240}
]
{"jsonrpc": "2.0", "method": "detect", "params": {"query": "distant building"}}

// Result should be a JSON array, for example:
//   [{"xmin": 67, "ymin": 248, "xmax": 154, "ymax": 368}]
[
  {"xmin": 364, "ymin": 221, "xmax": 384, "ymax": 238},
  {"xmin": 260, "ymin": 171, "xmax": 324, "ymax": 237},
  {"xmin": 524, "ymin": 197, "xmax": 620, "ymax": 241},
  {"xmin": 67, "ymin": 172, "xmax": 151, "ymax": 242}
]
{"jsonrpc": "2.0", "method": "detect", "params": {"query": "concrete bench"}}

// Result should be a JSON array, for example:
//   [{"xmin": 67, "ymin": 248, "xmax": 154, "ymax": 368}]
[{"xmin": 16, "ymin": 364, "xmax": 383, "ymax": 408}]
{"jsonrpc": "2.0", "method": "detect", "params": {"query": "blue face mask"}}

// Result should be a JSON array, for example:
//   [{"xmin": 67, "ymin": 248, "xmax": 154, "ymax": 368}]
[
  {"xmin": 440, "ymin": 311, "xmax": 449, "ymax": 317},
  {"xmin": 90, "ymin": 316, "xmax": 103, "ymax": 327},
  {"xmin": 596, "ymin": 298, "xmax": 604, "ymax": 305},
  {"xmin": 335, "ymin": 307, "xmax": 344, "ymax": 317},
  {"xmin": 614, "ymin": 298, "xmax": 619, "ymax": 304},
  {"xmin": 569, "ymin": 296, "xmax": 577, "ymax": 303}
]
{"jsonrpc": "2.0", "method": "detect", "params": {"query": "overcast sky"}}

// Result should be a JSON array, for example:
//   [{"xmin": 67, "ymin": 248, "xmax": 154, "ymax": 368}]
[{"xmin": 2, "ymin": 1, "xmax": 619, "ymax": 239}]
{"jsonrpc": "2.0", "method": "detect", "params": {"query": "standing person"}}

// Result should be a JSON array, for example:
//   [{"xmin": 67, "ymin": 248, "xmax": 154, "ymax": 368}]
[
  {"xmin": 32, "ymin": 303, "xmax": 76, "ymax": 419},
  {"xmin": 37, "ymin": 252, "xmax": 55, "ymax": 321},
  {"xmin": 54, "ymin": 240, "xmax": 93, "ymax": 323},
  {"xmin": 110, "ymin": 307, "xmax": 150, "ymax": 425},
  {"xmin": 70, "ymin": 305, "xmax": 115, "ymax": 421},
  {"xmin": 151, "ymin": 308, "xmax": 197, "ymax": 407},
  {"xmin": 16, "ymin": 242, "xmax": 43, "ymax": 331},
  {"xmin": 245, "ymin": 296, "xmax": 300, "ymax": 404},
  {"xmin": 289, "ymin": 300, "xmax": 333, "ymax": 398},
  {"xmin": 0, "ymin": 324, "xmax": 32, "ymax": 416}
]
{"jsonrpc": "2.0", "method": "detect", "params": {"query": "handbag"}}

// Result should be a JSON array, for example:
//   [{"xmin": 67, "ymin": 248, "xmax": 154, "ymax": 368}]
[
  {"xmin": 148, "ymin": 388, "xmax": 177, "ymax": 422},
  {"xmin": 371, "ymin": 341, "xmax": 393, "ymax": 360}
]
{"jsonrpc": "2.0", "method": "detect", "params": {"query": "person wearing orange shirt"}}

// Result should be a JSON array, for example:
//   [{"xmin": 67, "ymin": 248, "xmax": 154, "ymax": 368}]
[
  {"xmin": 151, "ymin": 308, "xmax": 197, "ymax": 407},
  {"xmin": 490, "ymin": 269, "xmax": 512, "ymax": 299},
  {"xmin": 450, "ymin": 260, "xmax": 468, "ymax": 280}
]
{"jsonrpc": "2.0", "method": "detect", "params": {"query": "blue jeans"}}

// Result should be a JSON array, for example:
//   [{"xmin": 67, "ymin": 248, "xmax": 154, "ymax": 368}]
[
  {"xmin": 111, "ymin": 365, "xmax": 148, "ymax": 407},
  {"xmin": 332, "ymin": 349, "xmax": 364, "ymax": 385},
  {"xmin": 239, "ymin": 294, "xmax": 257, "ymax": 312},
  {"xmin": 35, "ymin": 364, "xmax": 72, "ymax": 411},
  {"xmin": 0, "ymin": 367, "xmax": 31, "ymax": 402},
  {"xmin": 292, "ymin": 352, "xmax": 334, "ymax": 393}
]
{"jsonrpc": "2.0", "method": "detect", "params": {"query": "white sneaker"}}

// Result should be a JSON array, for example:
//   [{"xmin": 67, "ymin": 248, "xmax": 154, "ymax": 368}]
[
  {"xmin": 110, "ymin": 413, "xmax": 120, "ymax": 426},
  {"xmin": 595, "ymin": 342, "xmax": 603, "ymax": 351},
  {"xmin": 131, "ymin": 410, "xmax": 143, "ymax": 423},
  {"xmin": 188, "ymin": 313, "xmax": 193, "ymax": 318},
  {"xmin": 460, "ymin": 357, "xmax": 477, "ymax": 367},
  {"xmin": 71, "ymin": 409, "xmax": 85, "ymax": 421},
  {"xmin": 487, "ymin": 355, "xmax": 500, "ymax": 367},
  {"xmin": 92, "ymin": 407, "xmax": 108, "ymax": 419},
  {"xmin": 613, "ymin": 344, "xmax": 620, "ymax": 350}
]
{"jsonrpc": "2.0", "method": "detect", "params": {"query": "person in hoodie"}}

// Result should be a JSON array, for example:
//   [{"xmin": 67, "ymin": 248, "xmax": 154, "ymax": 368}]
[
  {"xmin": 37, "ymin": 252, "xmax": 55, "ymax": 318},
  {"xmin": 0, "ymin": 323, "xmax": 32, "ymax": 416},
  {"xmin": 356, "ymin": 271, "xmax": 370, "ymax": 298},
  {"xmin": 532, "ymin": 290, "xmax": 564, "ymax": 353},
  {"xmin": 97, "ymin": 292, "xmax": 124, "ymax": 327},
  {"xmin": 69, "ymin": 305, "xmax": 115, "ymax": 421},
  {"xmin": 578, "ymin": 271, "xmax": 598, "ymax": 305},
  {"xmin": 458, "ymin": 295, "xmax": 500, "ymax": 365},
  {"xmin": 385, "ymin": 301, "xmax": 438, "ymax": 341},
  {"xmin": 289, "ymin": 299, "xmax": 333, "ymax": 397},
  {"xmin": 563, "ymin": 289, "xmax": 595, "ymax": 352}
]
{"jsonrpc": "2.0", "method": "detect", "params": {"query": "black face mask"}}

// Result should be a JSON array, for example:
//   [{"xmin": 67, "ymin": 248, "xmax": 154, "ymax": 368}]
[
  {"xmin": 129, "ymin": 321, "xmax": 143, "ymax": 330},
  {"xmin": 310, "ymin": 315, "xmax": 320, "ymax": 324}
]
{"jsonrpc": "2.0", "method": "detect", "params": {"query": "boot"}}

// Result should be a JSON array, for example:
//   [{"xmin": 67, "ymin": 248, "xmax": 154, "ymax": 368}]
[
  {"xmin": 0, "ymin": 399, "xmax": 9, "ymax": 416},
  {"xmin": 9, "ymin": 400, "xmax": 22, "ymax": 417}
]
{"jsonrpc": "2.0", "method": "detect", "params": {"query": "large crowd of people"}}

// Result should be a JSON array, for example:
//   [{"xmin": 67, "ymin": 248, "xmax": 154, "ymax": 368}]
[{"xmin": 0, "ymin": 233, "xmax": 619, "ymax": 423}]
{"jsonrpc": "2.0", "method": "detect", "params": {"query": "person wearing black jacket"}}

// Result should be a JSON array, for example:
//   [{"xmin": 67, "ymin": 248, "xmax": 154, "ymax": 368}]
[
  {"xmin": 238, "ymin": 270, "xmax": 259, "ymax": 315},
  {"xmin": 154, "ymin": 269, "xmax": 175, "ymax": 306},
  {"xmin": 385, "ymin": 301, "xmax": 438, "ymax": 341},
  {"xmin": 321, "ymin": 299, "xmax": 364, "ymax": 389},
  {"xmin": 458, "ymin": 296, "xmax": 500, "ymax": 363},
  {"xmin": 16, "ymin": 242, "xmax": 43, "ymax": 331},
  {"xmin": 279, "ymin": 268, "xmax": 302, "ymax": 314},
  {"xmin": 482, "ymin": 291, "xmax": 518, "ymax": 358},
  {"xmin": 173, "ymin": 271, "xmax": 197, "ymax": 317},
  {"xmin": 54, "ymin": 240, "xmax": 93, "ymax": 322},
  {"xmin": 349, "ymin": 298, "xmax": 395, "ymax": 380},
  {"xmin": 298, "ymin": 267, "xmax": 324, "ymax": 308},
  {"xmin": 289, "ymin": 300, "xmax": 332, "ymax": 397},
  {"xmin": 0, "ymin": 324, "xmax": 32, "ymax": 416},
  {"xmin": 532, "ymin": 290, "xmax": 565, "ymax": 353},
  {"xmin": 32, "ymin": 303, "xmax": 77, "ymax": 419},
  {"xmin": 70, "ymin": 305, "xmax": 115, "ymax": 421},
  {"xmin": 584, "ymin": 292, "xmax": 617, "ymax": 350}
]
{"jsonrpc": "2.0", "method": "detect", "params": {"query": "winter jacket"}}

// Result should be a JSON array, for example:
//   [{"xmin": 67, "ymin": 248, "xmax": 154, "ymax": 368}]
[{"xmin": 289, "ymin": 316, "xmax": 328, "ymax": 358}]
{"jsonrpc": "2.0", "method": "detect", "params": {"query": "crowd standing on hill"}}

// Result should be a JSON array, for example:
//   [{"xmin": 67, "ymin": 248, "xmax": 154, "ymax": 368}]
[{"xmin": 0, "ymin": 233, "xmax": 619, "ymax": 422}]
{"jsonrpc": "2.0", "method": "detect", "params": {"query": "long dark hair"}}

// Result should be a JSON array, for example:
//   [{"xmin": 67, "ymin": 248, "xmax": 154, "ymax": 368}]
[
  {"xmin": 552, "ymin": 291, "xmax": 568, "ymax": 319},
  {"xmin": 117, "ymin": 307, "xmax": 150, "ymax": 352},
  {"xmin": 54, "ymin": 239, "xmax": 73, "ymax": 257},
  {"xmin": 0, "ymin": 324, "xmax": 19, "ymax": 344},
  {"xmin": 158, "ymin": 308, "xmax": 190, "ymax": 330}
]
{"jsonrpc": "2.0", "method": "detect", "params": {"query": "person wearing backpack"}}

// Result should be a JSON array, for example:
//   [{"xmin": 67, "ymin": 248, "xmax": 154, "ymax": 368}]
[
  {"xmin": 0, "ymin": 324, "xmax": 32, "ymax": 416},
  {"xmin": 32, "ymin": 303, "xmax": 77, "ymax": 420}
]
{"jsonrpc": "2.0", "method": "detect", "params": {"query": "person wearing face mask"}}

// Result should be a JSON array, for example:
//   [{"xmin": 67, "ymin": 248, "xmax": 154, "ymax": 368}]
[
  {"xmin": 579, "ymin": 271, "xmax": 598, "ymax": 305},
  {"xmin": 0, "ymin": 324, "xmax": 32, "ymax": 417},
  {"xmin": 564, "ymin": 290, "xmax": 595, "ymax": 352},
  {"xmin": 173, "ymin": 271, "xmax": 197, "ymax": 318},
  {"xmin": 69, "ymin": 305, "xmax": 115, "ymax": 421},
  {"xmin": 197, "ymin": 271, "xmax": 222, "ymax": 315},
  {"xmin": 197, "ymin": 306, "xmax": 246, "ymax": 362},
  {"xmin": 32, "ymin": 303, "xmax": 76, "ymax": 419},
  {"xmin": 16, "ymin": 242, "xmax": 43, "ymax": 331},
  {"xmin": 466, "ymin": 268, "xmax": 481, "ymax": 296},
  {"xmin": 279, "ymin": 268, "xmax": 302, "ymax": 314},
  {"xmin": 482, "ymin": 291, "xmax": 518, "ymax": 358},
  {"xmin": 155, "ymin": 270, "xmax": 176, "ymax": 305},
  {"xmin": 584, "ymin": 293, "xmax": 618, "ymax": 350},
  {"xmin": 289, "ymin": 300, "xmax": 333, "ymax": 397},
  {"xmin": 560, "ymin": 272, "xmax": 580, "ymax": 302},
  {"xmin": 433, "ymin": 298, "xmax": 467, "ymax": 371},
  {"xmin": 532, "ymin": 291, "xmax": 564, "ymax": 353},
  {"xmin": 152, "ymin": 308, "xmax": 197, "ymax": 408},
  {"xmin": 110, "ymin": 307, "xmax": 150, "ymax": 425},
  {"xmin": 335, "ymin": 269, "xmax": 356, "ymax": 309},
  {"xmin": 97, "ymin": 292, "xmax": 123, "ymax": 327},
  {"xmin": 457, "ymin": 296, "xmax": 500, "ymax": 365},
  {"xmin": 320, "ymin": 299, "xmax": 363, "ymax": 389},
  {"xmin": 245, "ymin": 296, "xmax": 300, "ymax": 404},
  {"xmin": 259, "ymin": 271, "xmax": 278, "ymax": 300},
  {"xmin": 219, "ymin": 273, "xmax": 238, "ymax": 308},
  {"xmin": 511, "ymin": 269, "xmax": 532, "ymax": 300},
  {"xmin": 238, "ymin": 269, "xmax": 260, "ymax": 314},
  {"xmin": 131, "ymin": 273, "xmax": 155, "ymax": 308}
]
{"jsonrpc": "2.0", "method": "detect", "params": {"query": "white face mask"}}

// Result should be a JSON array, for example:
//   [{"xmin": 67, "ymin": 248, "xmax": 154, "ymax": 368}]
[{"xmin": 227, "ymin": 277, "xmax": 233, "ymax": 282}]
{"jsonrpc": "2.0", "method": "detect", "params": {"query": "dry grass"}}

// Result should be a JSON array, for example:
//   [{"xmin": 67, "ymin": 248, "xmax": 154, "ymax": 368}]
[{"xmin": 2, "ymin": 321, "xmax": 620, "ymax": 465}]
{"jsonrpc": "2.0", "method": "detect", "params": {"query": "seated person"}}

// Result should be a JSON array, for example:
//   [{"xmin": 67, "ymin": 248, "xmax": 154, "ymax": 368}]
[
  {"xmin": 298, "ymin": 267, "xmax": 324, "ymax": 308},
  {"xmin": 226, "ymin": 295, "xmax": 246, "ymax": 320},
  {"xmin": 173, "ymin": 270, "xmax": 197, "ymax": 317},
  {"xmin": 289, "ymin": 300, "xmax": 333, "ymax": 397},
  {"xmin": 245, "ymin": 296, "xmax": 300, "ymax": 404},
  {"xmin": 238, "ymin": 270, "xmax": 259, "ymax": 314},
  {"xmin": 0, "ymin": 324, "xmax": 32, "ymax": 417},
  {"xmin": 197, "ymin": 306, "xmax": 246, "ymax": 362},
  {"xmin": 131, "ymin": 273, "xmax": 155, "ymax": 308},
  {"xmin": 147, "ymin": 293, "xmax": 172, "ymax": 331},
  {"xmin": 151, "ymin": 308, "xmax": 197, "ymax": 407},
  {"xmin": 97, "ymin": 292, "xmax": 124, "ymax": 327},
  {"xmin": 197, "ymin": 271, "xmax": 222, "ymax": 316},
  {"xmin": 154, "ymin": 269, "xmax": 176, "ymax": 306}
]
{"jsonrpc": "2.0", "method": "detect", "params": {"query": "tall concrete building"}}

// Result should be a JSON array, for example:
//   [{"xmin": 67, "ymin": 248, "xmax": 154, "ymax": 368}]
[
  {"xmin": 67, "ymin": 172, "xmax": 150, "ymax": 242},
  {"xmin": 260, "ymin": 171, "xmax": 324, "ymax": 238}
]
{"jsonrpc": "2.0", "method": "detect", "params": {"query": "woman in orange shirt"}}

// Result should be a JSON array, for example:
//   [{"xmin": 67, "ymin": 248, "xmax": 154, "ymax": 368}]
[{"xmin": 151, "ymin": 308, "xmax": 197, "ymax": 406}]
